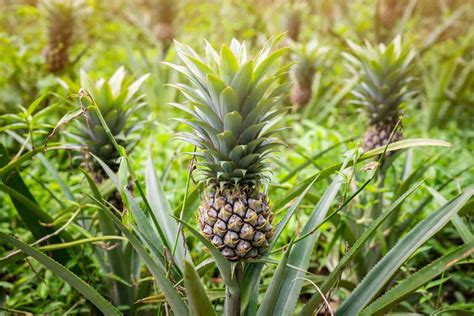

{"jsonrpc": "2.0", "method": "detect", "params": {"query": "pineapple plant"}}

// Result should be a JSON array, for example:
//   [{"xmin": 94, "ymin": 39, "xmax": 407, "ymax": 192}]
[
  {"xmin": 289, "ymin": 40, "xmax": 329, "ymax": 107},
  {"xmin": 70, "ymin": 67, "xmax": 149, "ymax": 183},
  {"xmin": 344, "ymin": 36, "xmax": 416, "ymax": 153},
  {"xmin": 41, "ymin": 0, "xmax": 85, "ymax": 74},
  {"xmin": 167, "ymin": 38, "xmax": 289, "ymax": 260}
]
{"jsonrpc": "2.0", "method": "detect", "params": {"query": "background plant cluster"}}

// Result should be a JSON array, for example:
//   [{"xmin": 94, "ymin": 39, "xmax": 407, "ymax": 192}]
[{"xmin": 0, "ymin": 0, "xmax": 473, "ymax": 315}]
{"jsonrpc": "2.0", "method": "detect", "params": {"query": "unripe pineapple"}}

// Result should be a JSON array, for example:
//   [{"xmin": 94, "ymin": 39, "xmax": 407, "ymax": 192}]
[
  {"xmin": 168, "ymin": 38, "xmax": 289, "ymax": 260},
  {"xmin": 289, "ymin": 41, "xmax": 329, "ymax": 108},
  {"xmin": 344, "ymin": 36, "xmax": 415, "ymax": 152},
  {"xmin": 71, "ymin": 67, "xmax": 149, "ymax": 181},
  {"xmin": 41, "ymin": 0, "xmax": 85, "ymax": 74}
]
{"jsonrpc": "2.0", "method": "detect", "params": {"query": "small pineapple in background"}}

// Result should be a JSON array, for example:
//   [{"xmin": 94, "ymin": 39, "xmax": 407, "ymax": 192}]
[
  {"xmin": 377, "ymin": 0, "xmax": 402, "ymax": 30},
  {"xmin": 344, "ymin": 36, "xmax": 415, "ymax": 153},
  {"xmin": 289, "ymin": 41, "xmax": 329, "ymax": 108},
  {"xmin": 168, "ymin": 38, "xmax": 289, "ymax": 260},
  {"xmin": 41, "ymin": 0, "xmax": 85, "ymax": 74},
  {"xmin": 70, "ymin": 67, "xmax": 149, "ymax": 182},
  {"xmin": 149, "ymin": 0, "xmax": 177, "ymax": 49},
  {"xmin": 285, "ymin": 4, "xmax": 302, "ymax": 42},
  {"xmin": 283, "ymin": 1, "xmax": 312, "ymax": 43}
]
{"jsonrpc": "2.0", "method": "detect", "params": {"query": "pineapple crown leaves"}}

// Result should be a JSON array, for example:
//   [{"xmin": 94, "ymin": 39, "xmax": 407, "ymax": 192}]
[
  {"xmin": 343, "ymin": 35, "xmax": 416, "ymax": 124},
  {"xmin": 166, "ymin": 36, "xmax": 289, "ymax": 188},
  {"xmin": 69, "ymin": 67, "xmax": 149, "ymax": 167},
  {"xmin": 290, "ymin": 40, "xmax": 330, "ymax": 84},
  {"xmin": 41, "ymin": 0, "xmax": 89, "ymax": 26}
]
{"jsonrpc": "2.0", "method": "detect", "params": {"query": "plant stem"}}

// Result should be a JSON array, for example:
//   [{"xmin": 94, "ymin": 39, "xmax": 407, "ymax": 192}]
[{"xmin": 225, "ymin": 263, "xmax": 243, "ymax": 316}]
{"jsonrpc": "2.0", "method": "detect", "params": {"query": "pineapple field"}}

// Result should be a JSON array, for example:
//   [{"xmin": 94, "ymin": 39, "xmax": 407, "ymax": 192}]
[{"xmin": 1, "ymin": 0, "xmax": 474, "ymax": 315}]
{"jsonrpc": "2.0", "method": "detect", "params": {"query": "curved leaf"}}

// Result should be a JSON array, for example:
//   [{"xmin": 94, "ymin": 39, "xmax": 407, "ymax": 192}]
[
  {"xmin": 361, "ymin": 242, "xmax": 474, "ymax": 315},
  {"xmin": 299, "ymin": 181, "xmax": 424, "ymax": 316},
  {"xmin": 0, "ymin": 232, "xmax": 122, "ymax": 316},
  {"xmin": 336, "ymin": 188, "xmax": 473, "ymax": 315},
  {"xmin": 184, "ymin": 260, "xmax": 217, "ymax": 316}
]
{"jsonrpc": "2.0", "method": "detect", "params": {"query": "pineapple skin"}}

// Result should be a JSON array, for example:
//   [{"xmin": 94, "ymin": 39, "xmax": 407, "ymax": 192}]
[
  {"xmin": 364, "ymin": 120, "xmax": 403, "ymax": 153},
  {"xmin": 199, "ymin": 190, "xmax": 274, "ymax": 261},
  {"xmin": 290, "ymin": 83, "xmax": 312, "ymax": 107},
  {"xmin": 153, "ymin": 22, "xmax": 175, "ymax": 48},
  {"xmin": 286, "ymin": 11, "xmax": 301, "ymax": 42},
  {"xmin": 377, "ymin": 0, "xmax": 401, "ymax": 30}
]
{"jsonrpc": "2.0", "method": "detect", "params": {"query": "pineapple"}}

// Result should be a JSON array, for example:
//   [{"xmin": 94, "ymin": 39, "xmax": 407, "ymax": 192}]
[
  {"xmin": 41, "ymin": 0, "xmax": 85, "ymax": 74},
  {"xmin": 289, "ymin": 41, "xmax": 329, "ymax": 107},
  {"xmin": 377, "ymin": 0, "xmax": 402, "ymax": 30},
  {"xmin": 344, "ymin": 36, "xmax": 415, "ymax": 153},
  {"xmin": 146, "ymin": 0, "xmax": 177, "ymax": 49},
  {"xmin": 168, "ymin": 38, "xmax": 289, "ymax": 260},
  {"xmin": 285, "ymin": 5, "xmax": 302, "ymax": 42},
  {"xmin": 283, "ymin": 1, "xmax": 311, "ymax": 43},
  {"xmin": 71, "ymin": 67, "xmax": 149, "ymax": 182}
]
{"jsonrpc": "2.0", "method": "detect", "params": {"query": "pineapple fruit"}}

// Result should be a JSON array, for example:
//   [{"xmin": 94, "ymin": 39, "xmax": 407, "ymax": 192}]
[
  {"xmin": 41, "ymin": 0, "xmax": 85, "ymax": 74},
  {"xmin": 145, "ymin": 0, "xmax": 177, "ymax": 49},
  {"xmin": 285, "ymin": 4, "xmax": 302, "ymax": 42},
  {"xmin": 72, "ymin": 67, "xmax": 149, "ymax": 182},
  {"xmin": 344, "ymin": 36, "xmax": 415, "ymax": 152},
  {"xmin": 377, "ymin": 0, "xmax": 402, "ymax": 30},
  {"xmin": 289, "ymin": 41, "xmax": 329, "ymax": 107},
  {"xmin": 168, "ymin": 38, "xmax": 289, "ymax": 260}
]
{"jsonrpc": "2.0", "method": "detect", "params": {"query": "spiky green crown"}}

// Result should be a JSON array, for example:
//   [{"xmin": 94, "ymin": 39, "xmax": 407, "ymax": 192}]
[
  {"xmin": 167, "ymin": 37, "xmax": 289, "ymax": 189},
  {"xmin": 290, "ymin": 40, "xmax": 329, "ymax": 84},
  {"xmin": 344, "ymin": 36, "xmax": 416, "ymax": 124},
  {"xmin": 71, "ymin": 67, "xmax": 149, "ymax": 169}
]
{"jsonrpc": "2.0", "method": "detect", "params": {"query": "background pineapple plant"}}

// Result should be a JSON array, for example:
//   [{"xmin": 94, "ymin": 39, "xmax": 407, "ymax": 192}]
[
  {"xmin": 168, "ymin": 38, "xmax": 288, "ymax": 260},
  {"xmin": 289, "ymin": 40, "xmax": 329, "ymax": 108},
  {"xmin": 344, "ymin": 36, "xmax": 415, "ymax": 153},
  {"xmin": 41, "ymin": 0, "xmax": 86, "ymax": 74},
  {"xmin": 67, "ymin": 67, "xmax": 149, "ymax": 183}
]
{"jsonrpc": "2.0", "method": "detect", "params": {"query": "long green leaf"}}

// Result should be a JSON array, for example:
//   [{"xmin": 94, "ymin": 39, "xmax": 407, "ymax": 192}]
[
  {"xmin": 336, "ymin": 188, "xmax": 473, "ymax": 315},
  {"xmin": 82, "ymin": 169, "xmax": 136, "ymax": 307},
  {"xmin": 0, "ymin": 232, "xmax": 122, "ymax": 316},
  {"xmin": 91, "ymin": 154, "xmax": 169, "ymax": 267},
  {"xmin": 6, "ymin": 131, "xmax": 75, "ymax": 201},
  {"xmin": 146, "ymin": 152, "xmax": 186, "ymax": 269},
  {"xmin": 184, "ymin": 260, "xmax": 217, "ymax": 316},
  {"xmin": 273, "ymin": 138, "xmax": 451, "ymax": 212},
  {"xmin": 269, "ymin": 173, "xmax": 346, "ymax": 315},
  {"xmin": 425, "ymin": 185, "xmax": 473, "ymax": 244},
  {"xmin": 257, "ymin": 241, "xmax": 294, "ymax": 316},
  {"xmin": 0, "ymin": 144, "xmax": 64, "ymax": 178},
  {"xmin": 299, "ymin": 181, "xmax": 424, "ymax": 316},
  {"xmin": 241, "ymin": 177, "xmax": 317, "ymax": 312},
  {"xmin": 361, "ymin": 242, "xmax": 474, "ymax": 315},
  {"xmin": 97, "ymin": 203, "xmax": 189, "ymax": 316}
]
